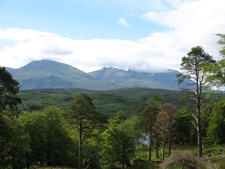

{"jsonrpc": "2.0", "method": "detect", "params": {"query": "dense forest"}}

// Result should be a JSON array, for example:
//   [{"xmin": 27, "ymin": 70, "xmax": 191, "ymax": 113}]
[
  {"xmin": 18, "ymin": 88, "xmax": 187, "ymax": 117},
  {"xmin": 1, "ymin": 37, "xmax": 225, "ymax": 169}
]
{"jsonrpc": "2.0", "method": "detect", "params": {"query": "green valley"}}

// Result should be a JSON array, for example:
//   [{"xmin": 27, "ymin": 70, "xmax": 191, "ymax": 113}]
[{"xmin": 18, "ymin": 88, "xmax": 185, "ymax": 117}]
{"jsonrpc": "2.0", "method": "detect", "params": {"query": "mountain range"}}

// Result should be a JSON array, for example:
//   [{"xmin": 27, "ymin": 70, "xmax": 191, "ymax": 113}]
[{"xmin": 6, "ymin": 59, "xmax": 189, "ymax": 91}]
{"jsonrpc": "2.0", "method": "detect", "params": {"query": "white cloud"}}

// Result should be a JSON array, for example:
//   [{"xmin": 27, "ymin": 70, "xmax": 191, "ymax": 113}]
[
  {"xmin": 142, "ymin": 0, "xmax": 225, "ymax": 58},
  {"xmin": 0, "ymin": 28, "xmax": 58, "ymax": 41},
  {"xmin": 0, "ymin": 0, "xmax": 225, "ymax": 73},
  {"xmin": 118, "ymin": 17, "xmax": 132, "ymax": 26},
  {"xmin": 0, "ymin": 28, "xmax": 172, "ymax": 72}
]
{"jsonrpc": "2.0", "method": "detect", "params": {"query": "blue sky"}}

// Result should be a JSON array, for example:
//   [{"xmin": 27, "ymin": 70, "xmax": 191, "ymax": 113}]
[
  {"xmin": 0, "ymin": 0, "xmax": 169, "ymax": 40},
  {"xmin": 0, "ymin": 0, "xmax": 225, "ymax": 72}
]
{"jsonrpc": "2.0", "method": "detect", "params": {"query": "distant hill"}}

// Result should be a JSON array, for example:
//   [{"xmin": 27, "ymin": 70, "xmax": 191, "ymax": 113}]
[
  {"xmin": 7, "ymin": 60, "xmax": 115, "ymax": 90},
  {"xmin": 89, "ymin": 67, "xmax": 189, "ymax": 90},
  {"xmin": 6, "ymin": 59, "xmax": 191, "ymax": 90}
]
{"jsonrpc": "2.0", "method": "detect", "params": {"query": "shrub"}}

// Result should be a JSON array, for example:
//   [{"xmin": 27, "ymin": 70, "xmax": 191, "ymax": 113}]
[
  {"xmin": 129, "ymin": 159, "xmax": 156, "ymax": 169},
  {"xmin": 161, "ymin": 151, "xmax": 202, "ymax": 169}
]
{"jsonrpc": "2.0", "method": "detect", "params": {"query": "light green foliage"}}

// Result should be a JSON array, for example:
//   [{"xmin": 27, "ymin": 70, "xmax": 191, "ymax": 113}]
[
  {"xmin": 109, "ymin": 111, "xmax": 127, "ymax": 125},
  {"xmin": 203, "ymin": 34, "xmax": 225, "ymax": 88},
  {"xmin": 43, "ymin": 106, "xmax": 73, "ymax": 166},
  {"xmin": 18, "ymin": 107, "xmax": 74, "ymax": 168},
  {"xmin": 101, "ymin": 112, "xmax": 138, "ymax": 169},
  {"xmin": 204, "ymin": 58, "xmax": 225, "ymax": 88},
  {"xmin": 207, "ymin": 101, "xmax": 225, "ymax": 144},
  {"xmin": 150, "ymin": 95, "xmax": 165, "ymax": 103},
  {"xmin": 217, "ymin": 34, "xmax": 225, "ymax": 56},
  {"xmin": 18, "ymin": 110, "xmax": 46, "ymax": 167},
  {"xmin": 82, "ymin": 138, "xmax": 102, "ymax": 169}
]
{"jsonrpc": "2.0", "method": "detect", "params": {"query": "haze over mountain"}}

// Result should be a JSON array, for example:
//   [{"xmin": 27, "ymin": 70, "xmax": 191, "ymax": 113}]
[{"xmin": 6, "ymin": 59, "xmax": 188, "ymax": 91}]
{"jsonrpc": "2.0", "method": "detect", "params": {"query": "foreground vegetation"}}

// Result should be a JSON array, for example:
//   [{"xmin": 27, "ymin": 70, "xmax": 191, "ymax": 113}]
[{"xmin": 1, "ymin": 91, "xmax": 225, "ymax": 169}]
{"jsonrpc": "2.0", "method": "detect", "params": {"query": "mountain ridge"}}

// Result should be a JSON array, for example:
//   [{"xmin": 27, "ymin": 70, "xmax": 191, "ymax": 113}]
[{"xmin": 6, "ymin": 59, "xmax": 186, "ymax": 91}]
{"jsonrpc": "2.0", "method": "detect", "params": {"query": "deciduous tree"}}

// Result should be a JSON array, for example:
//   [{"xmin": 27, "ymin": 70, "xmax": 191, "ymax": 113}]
[
  {"xmin": 136, "ymin": 95, "xmax": 163, "ymax": 160},
  {"xmin": 207, "ymin": 100, "xmax": 225, "ymax": 144},
  {"xmin": 101, "ymin": 112, "xmax": 137, "ymax": 169}
]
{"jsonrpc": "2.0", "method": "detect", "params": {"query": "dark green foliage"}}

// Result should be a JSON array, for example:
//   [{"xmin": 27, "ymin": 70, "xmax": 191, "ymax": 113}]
[
  {"xmin": 173, "ymin": 106, "xmax": 194, "ymax": 145},
  {"xmin": 70, "ymin": 93, "xmax": 96, "ymax": 121},
  {"xmin": 82, "ymin": 140, "xmax": 102, "ymax": 169},
  {"xmin": 0, "ymin": 67, "xmax": 21, "ymax": 112},
  {"xmin": 18, "ymin": 88, "xmax": 186, "ymax": 117},
  {"xmin": 0, "ymin": 111, "xmax": 29, "ymax": 169},
  {"xmin": 69, "ymin": 93, "xmax": 105, "ymax": 169},
  {"xmin": 136, "ymin": 95, "xmax": 165, "ymax": 161},
  {"xmin": 207, "ymin": 101, "xmax": 225, "ymax": 144}
]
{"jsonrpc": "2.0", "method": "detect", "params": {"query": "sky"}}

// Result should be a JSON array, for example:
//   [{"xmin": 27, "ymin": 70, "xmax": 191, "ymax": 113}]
[{"xmin": 0, "ymin": 0, "xmax": 225, "ymax": 73}]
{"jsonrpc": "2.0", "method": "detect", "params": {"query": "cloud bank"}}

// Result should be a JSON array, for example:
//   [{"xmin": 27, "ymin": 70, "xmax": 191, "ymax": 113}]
[{"xmin": 0, "ymin": 0, "xmax": 224, "ymax": 73}]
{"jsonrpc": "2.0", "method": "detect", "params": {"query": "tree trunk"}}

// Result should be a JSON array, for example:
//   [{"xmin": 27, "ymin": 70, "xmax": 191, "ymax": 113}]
[
  {"xmin": 26, "ymin": 153, "xmax": 30, "ymax": 169},
  {"xmin": 122, "ymin": 141, "xmax": 125, "ymax": 169},
  {"xmin": 196, "ymin": 86, "xmax": 202, "ymax": 158},
  {"xmin": 148, "ymin": 132, "xmax": 152, "ymax": 161},
  {"xmin": 162, "ymin": 143, "xmax": 165, "ymax": 161},
  {"xmin": 155, "ymin": 135, "xmax": 159, "ymax": 158},
  {"xmin": 168, "ymin": 135, "xmax": 172, "ymax": 156},
  {"xmin": 122, "ymin": 157, "xmax": 125, "ymax": 169},
  {"xmin": 148, "ymin": 138, "xmax": 152, "ymax": 161},
  {"xmin": 78, "ymin": 122, "xmax": 83, "ymax": 169},
  {"xmin": 197, "ymin": 113, "xmax": 202, "ymax": 158}
]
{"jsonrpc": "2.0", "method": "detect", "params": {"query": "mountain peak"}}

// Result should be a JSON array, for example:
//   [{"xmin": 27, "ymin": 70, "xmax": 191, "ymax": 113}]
[
  {"xmin": 23, "ymin": 59, "xmax": 73, "ymax": 69},
  {"xmin": 6, "ymin": 59, "xmax": 188, "ymax": 91}
]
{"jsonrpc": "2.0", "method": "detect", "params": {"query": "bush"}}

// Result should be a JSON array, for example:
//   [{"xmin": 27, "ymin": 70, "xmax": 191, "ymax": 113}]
[
  {"xmin": 129, "ymin": 159, "xmax": 156, "ymax": 169},
  {"xmin": 161, "ymin": 151, "xmax": 202, "ymax": 169}
]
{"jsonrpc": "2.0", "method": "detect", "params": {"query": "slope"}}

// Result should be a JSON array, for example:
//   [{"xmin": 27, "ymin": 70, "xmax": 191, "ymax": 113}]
[
  {"xmin": 7, "ymin": 60, "xmax": 116, "ymax": 90},
  {"xmin": 89, "ymin": 67, "xmax": 179, "ymax": 90}
]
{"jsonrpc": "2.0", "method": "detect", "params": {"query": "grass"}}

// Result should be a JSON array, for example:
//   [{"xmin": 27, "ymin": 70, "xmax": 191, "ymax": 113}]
[
  {"xmin": 191, "ymin": 145, "xmax": 225, "ymax": 157},
  {"xmin": 30, "ymin": 146, "xmax": 225, "ymax": 169},
  {"xmin": 30, "ymin": 167, "xmax": 73, "ymax": 169}
]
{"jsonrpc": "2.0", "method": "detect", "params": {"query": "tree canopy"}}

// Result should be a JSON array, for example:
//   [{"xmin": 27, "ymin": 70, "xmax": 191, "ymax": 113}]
[{"xmin": 0, "ymin": 67, "xmax": 21, "ymax": 112}]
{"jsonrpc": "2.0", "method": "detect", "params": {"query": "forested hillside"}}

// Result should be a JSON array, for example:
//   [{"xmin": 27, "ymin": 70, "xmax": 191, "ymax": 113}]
[{"xmin": 18, "ymin": 88, "xmax": 186, "ymax": 117}]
